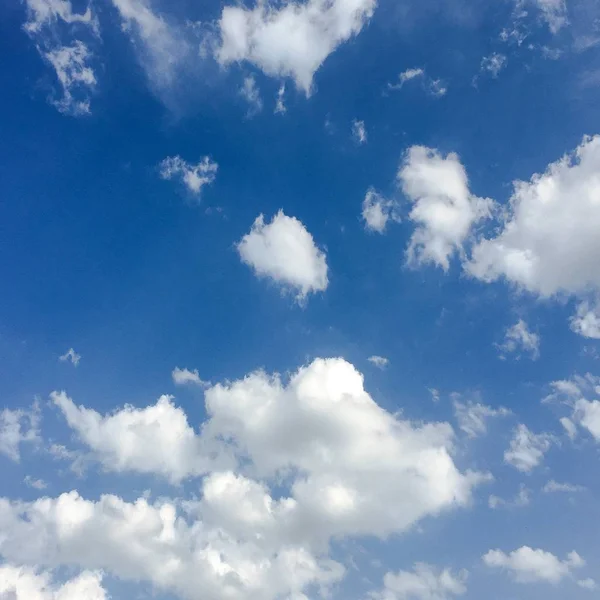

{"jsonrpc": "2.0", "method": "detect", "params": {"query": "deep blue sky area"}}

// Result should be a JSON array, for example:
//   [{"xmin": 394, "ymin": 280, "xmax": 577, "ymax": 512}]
[{"xmin": 1, "ymin": 1, "xmax": 600, "ymax": 599}]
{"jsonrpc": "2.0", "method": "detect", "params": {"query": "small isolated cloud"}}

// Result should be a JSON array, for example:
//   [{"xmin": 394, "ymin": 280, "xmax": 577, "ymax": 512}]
[
  {"xmin": 480, "ymin": 53, "xmax": 507, "ymax": 78},
  {"xmin": 388, "ymin": 68, "xmax": 447, "ymax": 97},
  {"xmin": 453, "ymin": 400, "xmax": 511, "ymax": 438},
  {"xmin": 172, "ymin": 367, "xmax": 209, "ymax": 387},
  {"xmin": 22, "ymin": 0, "xmax": 98, "ymax": 115},
  {"xmin": 489, "ymin": 484, "xmax": 531, "ymax": 509},
  {"xmin": 398, "ymin": 146, "xmax": 493, "ymax": 270},
  {"xmin": 237, "ymin": 211, "xmax": 329, "ymax": 302},
  {"xmin": 0, "ymin": 564, "xmax": 108, "ymax": 600},
  {"xmin": 240, "ymin": 75, "xmax": 263, "ymax": 116},
  {"xmin": 577, "ymin": 578, "xmax": 597, "ymax": 590},
  {"xmin": 504, "ymin": 424, "xmax": 553, "ymax": 473},
  {"xmin": 371, "ymin": 563, "xmax": 468, "ymax": 600},
  {"xmin": 571, "ymin": 301, "xmax": 600, "ymax": 339},
  {"xmin": 483, "ymin": 546, "xmax": 584, "ymax": 584},
  {"xmin": 24, "ymin": 475, "xmax": 48, "ymax": 490},
  {"xmin": 352, "ymin": 119, "xmax": 367, "ymax": 144},
  {"xmin": 560, "ymin": 417, "xmax": 578, "ymax": 440},
  {"xmin": 275, "ymin": 84, "xmax": 286, "ymax": 114},
  {"xmin": 216, "ymin": 0, "xmax": 376, "ymax": 94},
  {"xmin": 159, "ymin": 156, "xmax": 218, "ymax": 197},
  {"xmin": 532, "ymin": 0, "xmax": 569, "ymax": 33},
  {"xmin": 543, "ymin": 480, "xmax": 586, "ymax": 493},
  {"xmin": 368, "ymin": 355, "xmax": 389, "ymax": 369},
  {"xmin": 497, "ymin": 320, "xmax": 540, "ymax": 360},
  {"xmin": 362, "ymin": 188, "xmax": 400, "ymax": 233},
  {"xmin": 429, "ymin": 388, "xmax": 441, "ymax": 402},
  {"xmin": 60, "ymin": 347, "xmax": 81, "ymax": 366},
  {"xmin": 0, "ymin": 403, "xmax": 41, "ymax": 462}
]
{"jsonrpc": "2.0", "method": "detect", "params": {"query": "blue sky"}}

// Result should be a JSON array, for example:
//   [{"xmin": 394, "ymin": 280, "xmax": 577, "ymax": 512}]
[{"xmin": 1, "ymin": 0, "xmax": 600, "ymax": 599}]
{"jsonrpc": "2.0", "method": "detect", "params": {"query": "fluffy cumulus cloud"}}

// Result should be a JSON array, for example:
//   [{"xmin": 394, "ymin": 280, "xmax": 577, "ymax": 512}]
[
  {"xmin": 453, "ymin": 400, "xmax": 510, "ymax": 439},
  {"xmin": 0, "ymin": 564, "xmax": 107, "ymax": 600},
  {"xmin": 497, "ymin": 319, "xmax": 540, "ymax": 360},
  {"xmin": 51, "ymin": 391, "xmax": 229, "ymax": 482},
  {"xmin": 216, "ymin": 0, "xmax": 377, "ymax": 94},
  {"xmin": 237, "ymin": 211, "xmax": 329, "ymax": 301},
  {"xmin": 570, "ymin": 301, "xmax": 600, "ymax": 339},
  {"xmin": 467, "ymin": 136, "xmax": 600, "ymax": 298},
  {"xmin": 483, "ymin": 546, "xmax": 585, "ymax": 584},
  {"xmin": 22, "ymin": 0, "xmax": 98, "ymax": 115},
  {"xmin": 370, "ymin": 563, "xmax": 468, "ymax": 600},
  {"xmin": 504, "ymin": 424, "xmax": 552, "ymax": 472},
  {"xmin": 0, "ymin": 403, "xmax": 41, "ymax": 462},
  {"xmin": 159, "ymin": 155, "xmax": 218, "ymax": 197},
  {"xmin": 362, "ymin": 188, "xmax": 400, "ymax": 233},
  {"xmin": 398, "ymin": 146, "xmax": 493, "ymax": 270},
  {"xmin": 0, "ymin": 358, "xmax": 487, "ymax": 600}
]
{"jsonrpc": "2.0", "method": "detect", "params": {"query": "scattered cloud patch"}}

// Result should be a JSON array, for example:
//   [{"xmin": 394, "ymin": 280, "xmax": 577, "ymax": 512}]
[
  {"xmin": 0, "ymin": 403, "xmax": 41, "ymax": 462},
  {"xmin": 480, "ymin": 53, "xmax": 507, "ymax": 78},
  {"xmin": 172, "ymin": 367, "xmax": 209, "ymax": 387},
  {"xmin": 237, "ymin": 211, "xmax": 329, "ymax": 302},
  {"xmin": 497, "ymin": 320, "xmax": 540, "ymax": 360},
  {"xmin": 571, "ymin": 301, "xmax": 600, "ymax": 339},
  {"xmin": 216, "ymin": 0, "xmax": 377, "ymax": 94},
  {"xmin": 504, "ymin": 424, "xmax": 552, "ymax": 472},
  {"xmin": 352, "ymin": 119, "xmax": 368, "ymax": 144},
  {"xmin": 22, "ymin": 0, "xmax": 98, "ymax": 115},
  {"xmin": 531, "ymin": 0, "xmax": 569, "ymax": 33},
  {"xmin": 370, "ymin": 563, "xmax": 468, "ymax": 600},
  {"xmin": 398, "ymin": 146, "xmax": 493, "ymax": 270},
  {"xmin": 578, "ymin": 578, "xmax": 597, "ymax": 590},
  {"xmin": 362, "ymin": 188, "xmax": 400, "ymax": 233},
  {"xmin": 543, "ymin": 480, "xmax": 586, "ymax": 493},
  {"xmin": 453, "ymin": 400, "xmax": 510, "ymax": 438},
  {"xmin": 274, "ymin": 83, "xmax": 286, "ymax": 114},
  {"xmin": 240, "ymin": 74, "xmax": 263, "ymax": 116},
  {"xmin": 368, "ymin": 355, "xmax": 389, "ymax": 369},
  {"xmin": 483, "ymin": 546, "xmax": 584, "ymax": 584},
  {"xmin": 59, "ymin": 347, "xmax": 81, "ymax": 366},
  {"xmin": 388, "ymin": 68, "xmax": 447, "ymax": 97},
  {"xmin": 159, "ymin": 155, "xmax": 218, "ymax": 197},
  {"xmin": 24, "ymin": 476, "xmax": 48, "ymax": 490},
  {"xmin": 489, "ymin": 484, "xmax": 531, "ymax": 509}
]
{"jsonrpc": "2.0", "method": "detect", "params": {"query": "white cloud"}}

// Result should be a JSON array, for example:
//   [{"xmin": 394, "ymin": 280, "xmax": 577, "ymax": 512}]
[
  {"xmin": 352, "ymin": 119, "xmax": 368, "ymax": 144},
  {"xmin": 0, "ymin": 358, "xmax": 488, "ymax": 600},
  {"xmin": 480, "ymin": 53, "xmax": 507, "ymax": 78},
  {"xmin": 0, "ymin": 403, "xmax": 40, "ymax": 462},
  {"xmin": 59, "ymin": 347, "xmax": 81, "ymax": 366},
  {"xmin": 239, "ymin": 75, "xmax": 263, "ymax": 115},
  {"xmin": 453, "ymin": 400, "xmax": 510, "ymax": 439},
  {"xmin": 362, "ymin": 188, "xmax": 400, "ymax": 233},
  {"xmin": 159, "ymin": 156, "xmax": 218, "ymax": 197},
  {"xmin": 43, "ymin": 41, "xmax": 96, "ymax": 115},
  {"xmin": 571, "ymin": 301, "xmax": 600, "ymax": 339},
  {"xmin": 216, "ymin": 0, "xmax": 376, "ymax": 94},
  {"xmin": 468, "ymin": 136, "xmax": 600, "ymax": 297},
  {"xmin": 52, "ymin": 391, "xmax": 230, "ymax": 483},
  {"xmin": 23, "ymin": 0, "xmax": 98, "ymax": 115},
  {"xmin": 172, "ymin": 367, "xmax": 209, "ymax": 387},
  {"xmin": 24, "ymin": 476, "xmax": 48, "ymax": 490},
  {"xmin": 543, "ymin": 480, "xmax": 586, "ymax": 493},
  {"xmin": 274, "ymin": 83, "xmax": 286, "ymax": 114},
  {"xmin": 0, "ymin": 564, "xmax": 107, "ymax": 600},
  {"xmin": 110, "ymin": 0, "xmax": 189, "ymax": 93},
  {"xmin": 237, "ymin": 211, "xmax": 329, "ymax": 301},
  {"xmin": 532, "ymin": 0, "xmax": 569, "ymax": 33},
  {"xmin": 497, "ymin": 320, "xmax": 540, "ymax": 360},
  {"xmin": 398, "ymin": 146, "xmax": 493, "ymax": 270},
  {"xmin": 388, "ymin": 68, "xmax": 447, "ymax": 97},
  {"xmin": 560, "ymin": 416, "xmax": 578, "ymax": 440},
  {"xmin": 370, "ymin": 563, "xmax": 468, "ymax": 600},
  {"xmin": 577, "ymin": 578, "xmax": 597, "ymax": 590},
  {"xmin": 504, "ymin": 424, "xmax": 552, "ymax": 472},
  {"xmin": 488, "ymin": 484, "xmax": 531, "ymax": 509},
  {"xmin": 483, "ymin": 546, "xmax": 584, "ymax": 584},
  {"xmin": 368, "ymin": 355, "xmax": 389, "ymax": 369}
]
